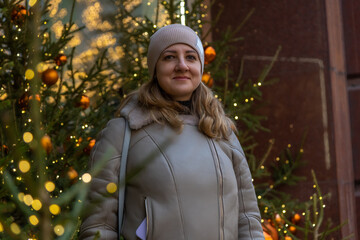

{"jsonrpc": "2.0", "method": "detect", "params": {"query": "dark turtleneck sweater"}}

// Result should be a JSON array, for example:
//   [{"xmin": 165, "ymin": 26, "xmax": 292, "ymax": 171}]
[
  {"xmin": 177, "ymin": 100, "xmax": 192, "ymax": 115},
  {"xmin": 177, "ymin": 100, "xmax": 191, "ymax": 109}
]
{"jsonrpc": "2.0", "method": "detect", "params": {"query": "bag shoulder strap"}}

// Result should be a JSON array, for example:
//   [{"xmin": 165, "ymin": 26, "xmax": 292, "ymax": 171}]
[{"xmin": 118, "ymin": 118, "xmax": 131, "ymax": 237}]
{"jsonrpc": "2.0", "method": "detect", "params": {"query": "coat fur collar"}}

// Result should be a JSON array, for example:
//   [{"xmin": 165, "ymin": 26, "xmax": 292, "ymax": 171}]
[{"xmin": 119, "ymin": 95, "xmax": 199, "ymax": 130}]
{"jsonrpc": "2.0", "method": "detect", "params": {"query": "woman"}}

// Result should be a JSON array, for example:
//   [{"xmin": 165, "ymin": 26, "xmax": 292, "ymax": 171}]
[{"xmin": 79, "ymin": 24, "xmax": 264, "ymax": 240}]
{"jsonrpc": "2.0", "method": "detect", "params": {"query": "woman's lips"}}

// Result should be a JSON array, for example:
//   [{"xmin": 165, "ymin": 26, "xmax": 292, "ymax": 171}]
[{"xmin": 173, "ymin": 76, "xmax": 190, "ymax": 80}]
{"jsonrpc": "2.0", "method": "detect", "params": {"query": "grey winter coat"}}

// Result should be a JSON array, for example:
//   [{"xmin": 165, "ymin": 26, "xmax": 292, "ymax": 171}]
[{"xmin": 79, "ymin": 97, "xmax": 264, "ymax": 240}]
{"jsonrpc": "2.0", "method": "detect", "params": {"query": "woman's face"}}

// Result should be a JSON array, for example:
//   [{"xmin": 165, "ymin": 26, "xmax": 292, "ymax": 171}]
[{"xmin": 155, "ymin": 43, "xmax": 202, "ymax": 101}]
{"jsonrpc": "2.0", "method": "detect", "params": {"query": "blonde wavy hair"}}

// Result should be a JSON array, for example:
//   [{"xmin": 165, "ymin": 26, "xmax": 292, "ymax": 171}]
[{"xmin": 120, "ymin": 78, "xmax": 236, "ymax": 140}]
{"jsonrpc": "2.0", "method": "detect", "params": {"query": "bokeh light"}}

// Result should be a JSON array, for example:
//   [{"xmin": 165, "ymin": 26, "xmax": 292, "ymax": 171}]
[
  {"xmin": 106, "ymin": 182, "xmax": 117, "ymax": 194},
  {"xmin": 49, "ymin": 204, "xmax": 61, "ymax": 215},
  {"xmin": 29, "ymin": 215, "xmax": 39, "ymax": 226},
  {"xmin": 19, "ymin": 160, "xmax": 30, "ymax": 173},
  {"xmin": 54, "ymin": 224, "xmax": 65, "ymax": 236},
  {"xmin": 25, "ymin": 69, "xmax": 35, "ymax": 80},
  {"xmin": 82, "ymin": 173, "xmax": 91, "ymax": 183},
  {"xmin": 45, "ymin": 181, "xmax": 55, "ymax": 192},
  {"xmin": 32, "ymin": 199, "xmax": 42, "ymax": 211},
  {"xmin": 10, "ymin": 223, "xmax": 20, "ymax": 234},
  {"xmin": 24, "ymin": 194, "xmax": 34, "ymax": 206},
  {"xmin": 23, "ymin": 132, "xmax": 33, "ymax": 143}
]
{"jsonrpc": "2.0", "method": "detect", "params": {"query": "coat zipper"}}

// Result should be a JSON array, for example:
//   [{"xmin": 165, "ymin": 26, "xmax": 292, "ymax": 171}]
[{"xmin": 210, "ymin": 139, "xmax": 224, "ymax": 240}]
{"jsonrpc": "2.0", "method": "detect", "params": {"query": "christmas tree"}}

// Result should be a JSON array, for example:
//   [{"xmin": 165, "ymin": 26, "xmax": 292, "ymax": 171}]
[
  {"xmin": 0, "ymin": 0, "xmax": 120, "ymax": 239},
  {"xmin": 0, "ymin": 0, "xmax": 342, "ymax": 239}
]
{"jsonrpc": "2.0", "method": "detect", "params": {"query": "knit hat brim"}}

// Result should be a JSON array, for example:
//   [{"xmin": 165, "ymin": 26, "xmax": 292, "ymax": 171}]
[{"xmin": 147, "ymin": 24, "xmax": 204, "ymax": 79}]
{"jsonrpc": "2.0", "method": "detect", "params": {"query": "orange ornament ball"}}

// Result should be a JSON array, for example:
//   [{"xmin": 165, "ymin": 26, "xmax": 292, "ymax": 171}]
[
  {"xmin": 292, "ymin": 213, "xmax": 301, "ymax": 223},
  {"xmin": 41, "ymin": 69, "xmax": 59, "ymax": 86},
  {"xmin": 262, "ymin": 220, "xmax": 278, "ymax": 240},
  {"xmin": 275, "ymin": 214, "xmax": 285, "ymax": 225},
  {"xmin": 201, "ymin": 73, "xmax": 214, "ymax": 88},
  {"xmin": 285, "ymin": 236, "xmax": 292, "ymax": 240},
  {"xmin": 76, "ymin": 95, "xmax": 90, "ymax": 110},
  {"xmin": 88, "ymin": 139, "xmax": 96, "ymax": 149},
  {"xmin": 55, "ymin": 54, "xmax": 67, "ymax": 66},
  {"xmin": 41, "ymin": 135, "xmax": 52, "ymax": 154},
  {"xmin": 67, "ymin": 167, "xmax": 79, "ymax": 180},
  {"xmin": 289, "ymin": 226, "xmax": 296, "ymax": 233},
  {"xmin": 11, "ymin": 5, "xmax": 28, "ymax": 25},
  {"xmin": 263, "ymin": 231, "xmax": 273, "ymax": 240},
  {"xmin": 204, "ymin": 46, "xmax": 216, "ymax": 64},
  {"xmin": 83, "ymin": 138, "xmax": 96, "ymax": 155}
]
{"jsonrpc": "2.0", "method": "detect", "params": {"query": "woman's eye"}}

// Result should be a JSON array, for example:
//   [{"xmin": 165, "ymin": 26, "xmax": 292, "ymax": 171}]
[
  {"xmin": 163, "ymin": 55, "xmax": 174, "ymax": 60},
  {"xmin": 187, "ymin": 55, "xmax": 197, "ymax": 60}
]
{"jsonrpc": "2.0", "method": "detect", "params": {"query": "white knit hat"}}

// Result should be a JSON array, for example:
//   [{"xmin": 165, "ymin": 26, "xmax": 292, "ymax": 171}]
[{"xmin": 147, "ymin": 24, "xmax": 204, "ymax": 79}]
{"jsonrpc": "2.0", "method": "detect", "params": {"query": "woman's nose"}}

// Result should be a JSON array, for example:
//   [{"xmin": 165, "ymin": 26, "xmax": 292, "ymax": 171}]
[{"xmin": 175, "ymin": 57, "xmax": 189, "ymax": 71}]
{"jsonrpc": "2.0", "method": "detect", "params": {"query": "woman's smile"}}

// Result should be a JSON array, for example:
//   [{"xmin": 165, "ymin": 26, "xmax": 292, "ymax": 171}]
[{"xmin": 173, "ymin": 75, "xmax": 191, "ymax": 80}]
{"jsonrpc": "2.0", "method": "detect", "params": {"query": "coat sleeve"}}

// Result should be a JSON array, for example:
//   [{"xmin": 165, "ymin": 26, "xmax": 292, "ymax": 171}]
[
  {"xmin": 79, "ymin": 118, "xmax": 126, "ymax": 240},
  {"xmin": 228, "ymin": 133, "xmax": 265, "ymax": 240}
]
